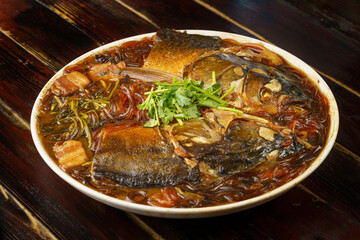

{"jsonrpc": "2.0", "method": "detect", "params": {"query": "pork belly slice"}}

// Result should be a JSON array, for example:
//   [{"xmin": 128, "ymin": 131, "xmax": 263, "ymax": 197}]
[
  {"xmin": 143, "ymin": 29, "xmax": 221, "ymax": 76},
  {"xmin": 51, "ymin": 71, "xmax": 90, "ymax": 96},
  {"xmin": 88, "ymin": 62, "xmax": 125, "ymax": 82},
  {"xmin": 92, "ymin": 125, "xmax": 194, "ymax": 188},
  {"xmin": 53, "ymin": 140, "xmax": 89, "ymax": 169}
]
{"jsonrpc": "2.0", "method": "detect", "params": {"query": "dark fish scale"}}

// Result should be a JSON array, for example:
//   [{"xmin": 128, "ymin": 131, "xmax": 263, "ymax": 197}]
[
  {"xmin": 92, "ymin": 126, "xmax": 196, "ymax": 188},
  {"xmin": 156, "ymin": 29, "xmax": 221, "ymax": 49},
  {"xmin": 197, "ymin": 120, "xmax": 304, "ymax": 175},
  {"xmin": 143, "ymin": 29, "xmax": 222, "ymax": 76},
  {"xmin": 186, "ymin": 53, "xmax": 307, "ymax": 104}
]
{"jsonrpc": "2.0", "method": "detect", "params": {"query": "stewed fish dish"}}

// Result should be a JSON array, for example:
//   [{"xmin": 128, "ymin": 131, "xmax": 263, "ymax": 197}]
[{"xmin": 37, "ymin": 29, "xmax": 329, "ymax": 208}]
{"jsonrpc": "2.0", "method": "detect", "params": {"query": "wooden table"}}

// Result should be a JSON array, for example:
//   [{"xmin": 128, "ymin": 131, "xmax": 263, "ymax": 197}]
[{"xmin": 1, "ymin": 0, "xmax": 359, "ymax": 239}]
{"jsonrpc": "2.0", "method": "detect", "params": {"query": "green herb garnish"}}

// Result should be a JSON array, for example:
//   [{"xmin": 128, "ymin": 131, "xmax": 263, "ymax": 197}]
[{"xmin": 138, "ymin": 72, "xmax": 243, "ymax": 127}]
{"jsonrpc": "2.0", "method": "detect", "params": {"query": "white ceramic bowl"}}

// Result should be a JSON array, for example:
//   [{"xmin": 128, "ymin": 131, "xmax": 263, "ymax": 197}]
[{"xmin": 31, "ymin": 30, "xmax": 339, "ymax": 218}]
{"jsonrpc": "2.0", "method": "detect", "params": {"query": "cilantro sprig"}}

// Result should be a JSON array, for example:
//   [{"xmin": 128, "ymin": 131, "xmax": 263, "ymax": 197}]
[{"xmin": 138, "ymin": 72, "xmax": 242, "ymax": 127}]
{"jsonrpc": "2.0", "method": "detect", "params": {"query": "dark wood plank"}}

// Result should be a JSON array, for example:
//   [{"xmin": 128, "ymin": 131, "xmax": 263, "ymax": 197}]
[
  {"xmin": 139, "ymin": 213, "xmax": 272, "ymax": 240},
  {"xmin": 101, "ymin": 0, "xmax": 254, "ymax": 36},
  {"xmin": 0, "ymin": 183, "xmax": 58, "ymax": 240},
  {"xmin": 0, "ymin": 32, "xmax": 54, "ymax": 120},
  {"xmin": 286, "ymin": 0, "xmax": 360, "ymax": 42},
  {"xmin": 246, "ymin": 185, "xmax": 360, "ymax": 239},
  {"xmin": 38, "ymin": 0, "xmax": 158, "ymax": 45},
  {"xmin": 321, "ymin": 77, "xmax": 360, "ymax": 156},
  {"xmin": 0, "ymin": 0, "xmax": 99, "ymax": 71},
  {"xmin": 137, "ymin": 185, "xmax": 360, "ymax": 240},
  {"xmin": 199, "ymin": 0, "xmax": 360, "ymax": 96},
  {"xmin": 302, "ymin": 144, "xmax": 360, "ymax": 221}
]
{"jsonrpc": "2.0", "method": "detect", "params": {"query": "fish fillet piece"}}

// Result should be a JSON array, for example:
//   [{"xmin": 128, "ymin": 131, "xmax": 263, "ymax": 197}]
[
  {"xmin": 92, "ymin": 125, "xmax": 194, "ymax": 188},
  {"xmin": 143, "ymin": 29, "xmax": 221, "ymax": 76},
  {"xmin": 185, "ymin": 53, "xmax": 308, "ymax": 113},
  {"xmin": 168, "ymin": 118, "xmax": 222, "ymax": 158},
  {"xmin": 197, "ymin": 120, "xmax": 304, "ymax": 175}
]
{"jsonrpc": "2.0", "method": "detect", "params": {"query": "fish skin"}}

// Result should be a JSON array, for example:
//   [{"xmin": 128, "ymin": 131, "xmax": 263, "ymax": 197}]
[
  {"xmin": 185, "ymin": 53, "xmax": 308, "ymax": 113},
  {"xmin": 187, "ymin": 53, "xmax": 304, "ymax": 93},
  {"xmin": 169, "ymin": 118, "xmax": 222, "ymax": 157},
  {"xmin": 92, "ymin": 125, "xmax": 195, "ymax": 188},
  {"xmin": 143, "ymin": 29, "xmax": 221, "ymax": 76},
  {"xmin": 184, "ymin": 54, "xmax": 236, "ymax": 90},
  {"xmin": 196, "ymin": 120, "xmax": 304, "ymax": 175}
]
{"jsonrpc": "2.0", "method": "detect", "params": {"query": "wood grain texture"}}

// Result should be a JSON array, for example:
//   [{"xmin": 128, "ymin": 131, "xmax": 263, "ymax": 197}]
[
  {"xmin": 0, "ymin": 0, "xmax": 99, "ymax": 71},
  {"xmin": 109, "ymin": 0, "xmax": 255, "ymax": 36},
  {"xmin": 303, "ymin": 145, "xmax": 360, "ymax": 221},
  {"xmin": 0, "ymin": 32, "xmax": 54, "ymax": 120},
  {"xmin": 0, "ymin": 0, "xmax": 360, "ymax": 239},
  {"xmin": 198, "ymin": 0, "xmax": 360, "ymax": 96},
  {"xmin": 0, "ymin": 183, "xmax": 58, "ymax": 240},
  {"xmin": 321, "ymin": 78, "xmax": 360, "ymax": 156},
  {"xmin": 39, "ymin": 0, "xmax": 158, "ymax": 45},
  {"xmin": 137, "ymin": 184, "xmax": 360, "ymax": 239},
  {"xmin": 286, "ymin": 0, "xmax": 360, "ymax": 42}
]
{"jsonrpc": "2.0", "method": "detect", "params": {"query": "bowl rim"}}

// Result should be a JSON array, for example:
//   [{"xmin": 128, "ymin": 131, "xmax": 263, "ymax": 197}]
[{"xmin": 30, "ymin": 30, "xmax": 339, "ymax": 218}]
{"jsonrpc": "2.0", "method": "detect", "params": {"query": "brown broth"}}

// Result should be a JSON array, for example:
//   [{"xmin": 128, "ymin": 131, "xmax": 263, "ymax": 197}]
[{"xmin": 37, "ymin": 35, "xmax": 330, "ymax": 208}]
